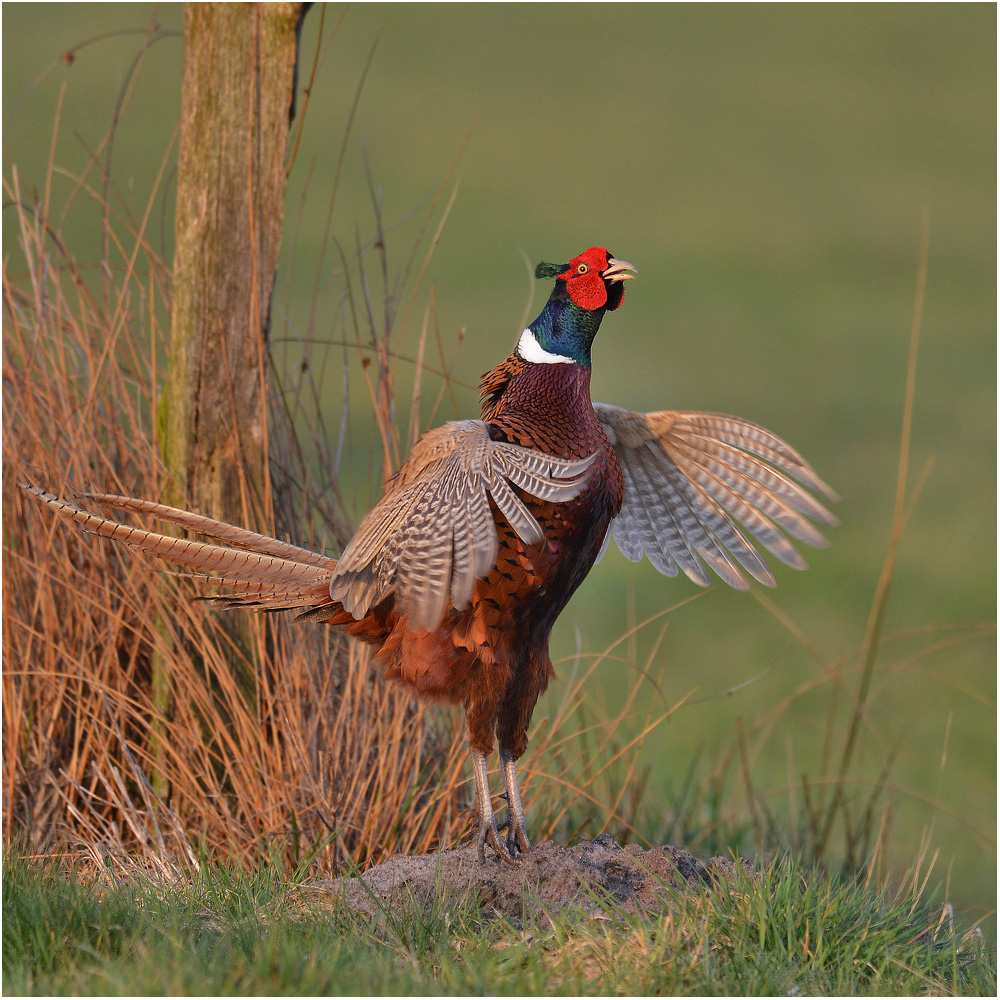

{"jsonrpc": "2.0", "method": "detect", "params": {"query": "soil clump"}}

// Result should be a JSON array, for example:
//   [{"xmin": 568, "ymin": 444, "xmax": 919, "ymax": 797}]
[{"xmin": 307, "ymin": 835, "xmax": 752, "ymax": 924}]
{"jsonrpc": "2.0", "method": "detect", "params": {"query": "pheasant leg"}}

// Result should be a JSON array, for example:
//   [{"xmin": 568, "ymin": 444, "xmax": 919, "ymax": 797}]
[
  {"xmin": 470, "ymin": 747, "xmax": 517, "ymax": 864},
  {"xmin": 500, "ymin": 749, "xmax": 532, "ymax": 856}
]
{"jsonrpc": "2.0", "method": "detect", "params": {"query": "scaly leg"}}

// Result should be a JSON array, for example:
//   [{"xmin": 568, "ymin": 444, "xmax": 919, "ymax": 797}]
[
  {"xmin": 469, "ymin": 746, "xmax": 517, "ymax": 864},
  {"xmin": 500, "ymin": 749, "xmax": 532, "ymax": 857}
]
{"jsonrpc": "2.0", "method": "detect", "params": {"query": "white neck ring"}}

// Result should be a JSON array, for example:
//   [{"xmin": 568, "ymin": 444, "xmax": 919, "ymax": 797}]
[{"xmin": 516, "ymin": 328, "xmax": 574, "ymax": 365}]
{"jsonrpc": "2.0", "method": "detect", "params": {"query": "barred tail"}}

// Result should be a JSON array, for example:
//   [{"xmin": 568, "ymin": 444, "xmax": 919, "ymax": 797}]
[{"xmin": 20, "ymin": 485, "xmax": 334, "ymax": 613}]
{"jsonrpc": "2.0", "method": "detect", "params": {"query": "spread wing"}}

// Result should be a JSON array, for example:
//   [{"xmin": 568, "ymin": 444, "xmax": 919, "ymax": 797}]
[
  {"xmin": 329, "ymin": 419, "xmax": 595, "ymax": 630},
  {"xmin": 593, "ymin": 404, "xmax": 838, "ymax": 590}
]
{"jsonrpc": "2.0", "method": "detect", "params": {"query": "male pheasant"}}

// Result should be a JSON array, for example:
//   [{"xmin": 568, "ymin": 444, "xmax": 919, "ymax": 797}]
[{"xmin": 23, "ymin": 246, "xmax": 838, "ymax": 863}]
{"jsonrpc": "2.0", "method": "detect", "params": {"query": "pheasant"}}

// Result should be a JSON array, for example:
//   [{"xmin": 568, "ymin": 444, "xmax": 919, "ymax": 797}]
[{"xmin": 23, "ymin": 246, "xmax": 838, "ymax": 863}]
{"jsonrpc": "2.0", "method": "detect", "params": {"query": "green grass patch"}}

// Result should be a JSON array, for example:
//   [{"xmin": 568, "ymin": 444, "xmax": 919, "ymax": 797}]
[{"xmin": 3, "ymin": 850, "xmax": 993, "ymax": 996}]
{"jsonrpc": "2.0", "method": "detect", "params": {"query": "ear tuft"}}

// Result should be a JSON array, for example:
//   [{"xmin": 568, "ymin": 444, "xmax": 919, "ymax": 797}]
[{"xmin": 535, "ymin": 261, "xmax": 562, "ymax": 280}]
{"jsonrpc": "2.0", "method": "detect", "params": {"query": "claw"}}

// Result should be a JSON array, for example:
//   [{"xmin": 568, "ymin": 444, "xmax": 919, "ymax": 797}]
[{"xmin": 477, "ymin": 816, "xmax": 518, "ymax": 865}]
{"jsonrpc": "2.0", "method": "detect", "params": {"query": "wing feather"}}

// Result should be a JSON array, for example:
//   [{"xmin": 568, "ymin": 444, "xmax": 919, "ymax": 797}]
[
  {"xmin": 611, "ymin": 459, "xmax": 671, "ymax": 568},
  {"xmin": 679, "ymin": 435, "xmax": 838, "ymax": 530},
  {"xmin": 449, "ymin": 490, "xmax": 477, "ymax": 610},
  {"xmin": 329, "ymin": 420, "xmax": 595, "ymax": 629},
  {"xmin": 626, "ymin": 450, "xmax": 710, "ymax": 584},
  {"xmin": 680, "ymin": 413, "xmax": 839, "ymax": 501},
  {"xmin": 594, "ymin": 404, "xmax": 836, "ymax": 589}
]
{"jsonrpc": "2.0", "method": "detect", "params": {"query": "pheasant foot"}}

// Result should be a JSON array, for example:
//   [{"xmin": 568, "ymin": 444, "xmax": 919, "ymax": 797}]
[
  {"xmin": 470, "ymin": 747, "xmax": 519, "ymax": 864},
  {"xmin": 500, "ymin": 749, "xmax": 532, "ymax": 857}
]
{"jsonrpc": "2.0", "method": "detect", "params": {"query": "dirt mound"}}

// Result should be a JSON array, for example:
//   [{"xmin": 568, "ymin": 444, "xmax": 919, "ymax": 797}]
[{"xmin": 307, "ymin": 835, "xmax": 752, "ymax": 923}]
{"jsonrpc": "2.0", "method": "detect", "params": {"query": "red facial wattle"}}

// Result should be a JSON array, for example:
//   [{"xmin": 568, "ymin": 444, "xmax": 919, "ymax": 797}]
[
  {"xmin": 558, "ymin": 247, "xmax": 634, "ymax": 312},
  {"xmin": 560, "ymin": 247, "xmax": 611, "ymax": 311}
]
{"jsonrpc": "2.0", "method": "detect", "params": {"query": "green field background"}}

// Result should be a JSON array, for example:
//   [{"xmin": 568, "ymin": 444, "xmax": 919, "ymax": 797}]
[{"xmin": 3, "ymin": 4, "xmax": 994, "ymax": 921}]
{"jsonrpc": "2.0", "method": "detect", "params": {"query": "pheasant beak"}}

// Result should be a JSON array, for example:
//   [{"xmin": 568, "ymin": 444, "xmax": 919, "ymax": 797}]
[{"xmin": 602, "ymin": 257, "xmax": 637, "ymax": 282}]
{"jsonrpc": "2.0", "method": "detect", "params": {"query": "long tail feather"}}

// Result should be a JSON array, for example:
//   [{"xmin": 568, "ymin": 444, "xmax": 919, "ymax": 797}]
[
  {"xmin": 82, "ymin": 492, "xmax": 336, "ymax": 568},
  {"xmin": 21, "ymin": 485, "xmax": 333, "ymax": 610}
]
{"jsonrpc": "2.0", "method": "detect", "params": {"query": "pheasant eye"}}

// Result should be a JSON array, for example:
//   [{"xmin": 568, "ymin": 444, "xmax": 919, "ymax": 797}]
[{"xmin": 576, "ymin": 262, "xmax": 590, "ymax": 274}]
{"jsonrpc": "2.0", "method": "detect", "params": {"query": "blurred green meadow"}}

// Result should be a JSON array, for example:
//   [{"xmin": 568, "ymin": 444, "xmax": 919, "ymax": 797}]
[{"xmin": 3, "ymin": 4, "xmax": 994, "ymax": 921}]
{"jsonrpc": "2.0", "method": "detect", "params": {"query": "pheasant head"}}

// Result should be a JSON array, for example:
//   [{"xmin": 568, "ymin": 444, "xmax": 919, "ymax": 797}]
[{"xmin": 518, "ymin": 247, "xmax": 636, "ymax": 367}]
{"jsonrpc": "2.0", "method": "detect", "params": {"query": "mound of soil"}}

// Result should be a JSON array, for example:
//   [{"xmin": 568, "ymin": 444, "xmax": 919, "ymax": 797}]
[{"xmin": 307, "ymin": 835, "xmax": 752, "ymax": 923}]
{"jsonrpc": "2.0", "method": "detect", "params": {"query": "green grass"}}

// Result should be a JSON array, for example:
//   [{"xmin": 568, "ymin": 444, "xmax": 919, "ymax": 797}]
[{"xmin": 3, "ymin": 850, "xmax": 994, "ymax": 996}]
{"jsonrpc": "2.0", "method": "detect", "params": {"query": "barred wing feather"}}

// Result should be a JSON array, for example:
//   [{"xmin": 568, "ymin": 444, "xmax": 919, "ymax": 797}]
[
  {"xmin": 329, "ymin": 420, "xmax": 595, "ymax": 630},
  {"xmin": 593, "ymin": 404, "xmax": 838, "ymax": 590}
]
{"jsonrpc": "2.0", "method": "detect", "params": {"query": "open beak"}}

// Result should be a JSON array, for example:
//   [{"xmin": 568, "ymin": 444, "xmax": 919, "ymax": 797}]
[{"xmin": 602, "ymin": 257, "xmax": 637, "ymax": 282}]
